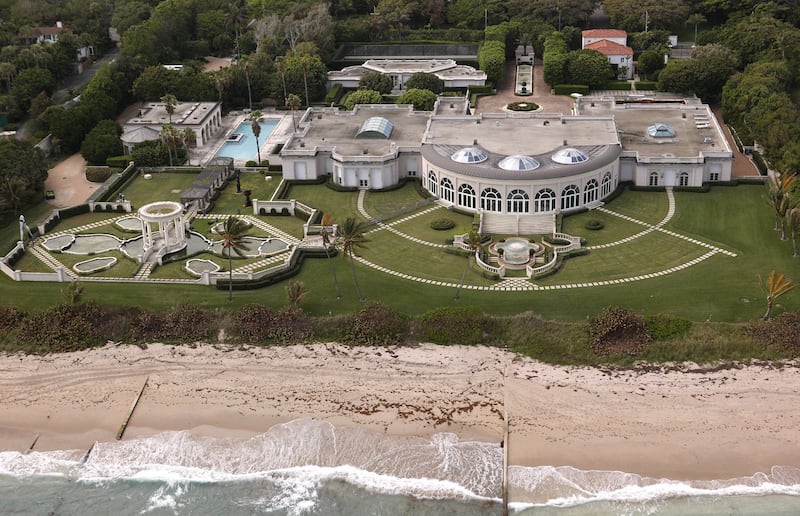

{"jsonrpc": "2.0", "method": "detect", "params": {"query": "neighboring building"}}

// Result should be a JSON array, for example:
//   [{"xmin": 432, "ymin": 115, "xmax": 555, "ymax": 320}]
[
  {"xmin": 581, "ymin": 29, "xmax": 634, "ymax": 80},
  {"xmin": 19, "ymin": 21, "xmax": 95, "ymax": 61},
  {"xmin": 281, "ymin": 95, "xmax": 732, "ymax": 222},
  {"xmin": 121, "ymin": 101, "xmax": 223, "ymax": 154},
  {"xmin": 327, "ymin": 59, "xmax": 487, "ymax": 92}
]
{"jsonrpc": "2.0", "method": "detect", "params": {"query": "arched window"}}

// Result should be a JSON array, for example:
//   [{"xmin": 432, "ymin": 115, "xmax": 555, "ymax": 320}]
[
  {"xmin": 601, "ymin": 172, "xmax": 613, "ymax": 196},
  {"xmin": 481, "ymin": 188, "xmax": 501, "ymax": 212},
  {"xmin": 428, "ymin": 170, "xmax": 437, "ymax": 195},
  {"xmin": 679, "ymin": 172, "xmax": 689, "ymax": 187},
  {"xmin": 458, "ymin": 184, "xmax": 476, "ymax": 209},
  {"xmin": 534, "ymin": 188, "xmax": 556, "ymax": 213},
  {"xmin": 649, "ymin": 171, "xmax": 659, "ymax": 186},
  {"xmin": 440, "ymin": 177, "xmax": 454, "ymax": 203},
  {"xmin": 507, "ymin": 189, "xmax": 530, "ymax": 213},
  {"xmin": 561, "ymin": 184, "xmax": 580, "ymax": 210},
  {"xmin": 584, "ymin": 179, "xmax": 599, "ymax": 204}
]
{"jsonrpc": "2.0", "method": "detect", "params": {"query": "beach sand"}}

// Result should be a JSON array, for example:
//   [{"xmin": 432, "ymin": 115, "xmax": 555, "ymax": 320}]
[{"xmin": 1, "ymin": 343, "xmax": 798, "ymax": 480}]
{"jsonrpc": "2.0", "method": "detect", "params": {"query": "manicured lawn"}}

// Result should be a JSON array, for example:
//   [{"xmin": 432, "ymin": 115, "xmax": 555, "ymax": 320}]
[
  {"xmin": 283, "ymin": 184, "xmax": 361, "ymax": 221},
  {"xmin": 362, "ymin": 182, "xmax": 427, "ymax": 217},
  {"xmin": 120, "ymin": 172, "xmax": 198, "ymax": 207},
  {"xmin": 391, "ymin": 207, "xmax": 474, "ymax": 244},
  {"xmin": 211, "ymin": 172, "xmax": 279, "ymax": 214},
  {"xmin": 601, "ymin": 189, "xmax": 668, "ymax": 224},
  {"xmin": 562, "ymin": 208, "xmax": 650, "ymax": 246},
  {"xmin": 251, "ymin": 214, "xmax": 307, "ymax": 239}
]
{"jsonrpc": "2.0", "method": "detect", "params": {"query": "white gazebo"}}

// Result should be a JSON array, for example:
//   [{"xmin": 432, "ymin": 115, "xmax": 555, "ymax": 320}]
[{"xmin": 138, "ymin": 201, "xmax": 187, "ymax": 263}]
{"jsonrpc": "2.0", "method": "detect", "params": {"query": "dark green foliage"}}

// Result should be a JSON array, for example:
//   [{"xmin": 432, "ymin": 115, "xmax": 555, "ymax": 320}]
[
  {"xmin": 58, "ymin": 204, "xmax": 91, "ymax": 218},
  {"xmin": 588, "ymin": 307, "xmax": 652, "ymax": 356},
  {"xmin": 645, "ymin": 314, "xmax": 692, "ymax": 341},
  {"xmin": 746, "ymin": 311, "xmax": 800, "ymax": 354},
  {"xmin": 131, "ymin": 140, "xmax": 170, "ymax": 167},
  {"xmin": 429, "ymin": 218, "xmax": 456, "ymax": 230},
  {"xmin": 343, "ymin": 89, "xmax": 383, "ymax": 110},
  {"xmin": 106, "ymin": 156, "xmax": 133, "ymax": 168},
  {"xmin": 11, "ymin": 67, "xmax": 55, "ymax": 113},
  {"xmin": 404, "ymin": 72, "xmax": 445, "ymax": 94},
  {"xmin": 604, "ymin": 81, "xmax": 632, "ymax": 91},
  {"xmin": 567, "ymin": 49, "xmax": 612, "ymax": 87},
  {"xmin": 81, "ymin": 120, "xmax": 124, "ymax": 165},
  {"xmin": 343, "ymin": 303, "xmax": 408, "ymax": 346},
  {"xmin": 85, "ymin": 167, "xmax": 115, "ymax": 183},
  {"xmin": 416, "ymin": 306, "xmax": 488, "ymax": 345},
  {"xmin": 0, "ymin": 139, "xmax": 48, "ymax": 218},
  {"xmin": 553, "ymin": 84, "xmax": 589, "ymax": 95},
  {"xmin": 635, "ymin": 81, "xmax": 658, "ymax": 90},
  {"xmin": 507, "ymin": 101, "xmax": 539, "ymax": 111},
  {"xmin": 358, "ymin": 72, "xmax": 393, "ymax": 94},
  {"xmin": 479, "ymin": 40, "xmax": 505, "ymax": 85},
  {"xmin": 584, "ymin": 219, "xmax": 604, "ymax": 230},
  {"xmin": 396, "ymin": 88, "xmax": 438, "ymax": 111},
  {"xmin": 543, "ymin": 33, "xmax": 569, "ymax": 87}
]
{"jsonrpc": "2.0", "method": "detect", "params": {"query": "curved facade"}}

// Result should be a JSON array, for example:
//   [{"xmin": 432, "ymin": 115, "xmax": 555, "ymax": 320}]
[{"xmin": 420, "ymin": 143, "xmax": 621, "ymax": 215}]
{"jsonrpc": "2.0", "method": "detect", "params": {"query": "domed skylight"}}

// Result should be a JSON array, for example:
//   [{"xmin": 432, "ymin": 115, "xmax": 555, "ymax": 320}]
[
  {"xmin": 499, "ymin": 154, "xmax": 540, "ymax": 171},
  {"xmin": 647, "ymin": 123, "xmax": 676, "ymax": 138},
  {"xmin": 551, "ymin": 148, "xmax": 588, "ymax": 165},
  {"xmin": 451, "ymin": 147, "xmax": 488, "ymax": 164}
]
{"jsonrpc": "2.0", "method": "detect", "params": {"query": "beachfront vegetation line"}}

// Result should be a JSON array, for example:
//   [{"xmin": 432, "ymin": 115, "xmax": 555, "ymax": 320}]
[{"xmin": 0, "ymin": 302, "xmax": 797, "ymax": 366}]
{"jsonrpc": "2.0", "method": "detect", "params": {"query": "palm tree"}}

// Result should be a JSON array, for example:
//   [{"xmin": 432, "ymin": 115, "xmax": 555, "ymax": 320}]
[
  {"xmin": 249, "ymin": 110, "xmax": 263, "ymax": 165},
  {"xmin": 226, "ymin": 2, "xmax": 248, "ymax": 59},
  {"xmin": 321, "ymin": 213, "xmax": 341, "ymax": 299},
  {"xmin": 183, "ymin": 128, "xmax": 197, "ymax": 148},
  {"xmin": 285, "ymin": 280, "xmax": 308, "ymax": 307},
  {"xmin": 766, "ymin": 173, "xmax": 798, "ymax": 240},
  {"xmin": 786, "ymin": 207, "xmax": 800, "ymax": 257},
  {"xmin": 160, "ymin": 93, "xmax": 178, "ymax": 123},
  {"xmin": 759, "ymin": 270, "xmax": 796, "ymax": 320},
  {"xmin": 686, "ymin": 13, "xmax": 706, "ymax": 44},
  {"xmin": 211, "ymin": 68, "xmax": 233, "ymax": 102},
  {"xmin": 336, "ymin": 217, "xmax": 370, "ymax": 302},
  {"xmin": 239, "ymin": 55, "xmax": 253, "ymax": 110},
  {"xmin": 220, "ymin": 216, "xmax": 251, "ymax": 301},
  {"xmin": 455, "ymin": 230, "xmax": 483, "ymax": 300},
  {"xmin": 159, "ymin": 124, "xmax": 181, "ymax": 166},
  {"xmin": 287, "ymin": 93, "xmax": 301, "ymax": 132}
]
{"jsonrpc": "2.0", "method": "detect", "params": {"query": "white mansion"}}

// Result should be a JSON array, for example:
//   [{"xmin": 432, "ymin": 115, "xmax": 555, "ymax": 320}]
[{"xmin": 280, "ymin": 96, "xmax": 733, "ymax": 218}]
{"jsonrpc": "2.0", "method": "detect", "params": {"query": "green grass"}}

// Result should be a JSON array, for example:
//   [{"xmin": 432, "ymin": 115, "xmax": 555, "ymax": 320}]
[
  {"xmin": 362, "ymin": 182, "xmax": 426, "ymax": 217},
  {"xmin": 562, "ymin": 209, "xmax": 649, "ymax": 246},
  {"xmin": 283, "ymin": 184, "xmax": 361, "ymax": 221},
  {"xmin": 211, "ymin": 172, "xmax": 279, "ymax": 214},
  {"xmin": 120, "ymin": 173, "xmax": 197, "ymax": 207},
  {"xmin": 391, "ymin": 207, "xmax": 474, "ymax": 243}
]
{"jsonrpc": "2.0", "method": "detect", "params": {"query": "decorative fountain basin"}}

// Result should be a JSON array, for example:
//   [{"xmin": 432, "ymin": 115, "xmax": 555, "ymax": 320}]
[{"xmin": 495, "ymin": 237, "xmax": 541, "ymax": 266}]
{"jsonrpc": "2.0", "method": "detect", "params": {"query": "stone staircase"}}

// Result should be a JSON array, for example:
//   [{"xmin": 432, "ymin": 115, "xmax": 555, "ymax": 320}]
[
  {"xmin": 481, "ymin": 213, "xmax": 555, "ymax": 235},
  {"xmin": 134, "ymin": 262, "xmax": 154, "ymax": 280}
]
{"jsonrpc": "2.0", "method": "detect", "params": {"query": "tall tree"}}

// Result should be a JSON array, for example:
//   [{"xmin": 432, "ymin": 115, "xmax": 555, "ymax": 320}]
[
  {"xmin": 759, "ymin": 270, "xmax": 795, "ymax": 320},
  {"xmin": 336, "ymin": 217, "xmax": 370, "ymax": 302},
  {"xmin": 159, "ymin": 124, "xmax": 181, "ymax": 166},
  {"xmin": 160, "ymin": 93, "xmax": 177, "ymax": 123},
  {"xmin": 0, "ymin": 139, "xmax": 47, "ymax": 218},
  {"xmin": 226, "ymin": 2, "xmax": 249, "ymax": 58},
  {"xmin": 220, "ymin": 216, "xmax": 251, "ymax": 301},
  {"xmin": 321, "ymin": 213, "xmax": 341, "ymax": 299},
  {"xmin": 766, "ymin": 173, "xmax": 798, "ymax": 240},
  {"xmin": 287, "ymin": 93, "xmax": 301, "ymax": 132},
  {"xmin": 249, "ymin": 110, "xmax": 263, "ymax": 164},
  {"xmin": 686, "ymin": 13, "xmax": 706, "ymax": 43}
]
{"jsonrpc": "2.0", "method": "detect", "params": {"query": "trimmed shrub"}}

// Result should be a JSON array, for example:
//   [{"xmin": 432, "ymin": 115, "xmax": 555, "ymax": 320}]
[
  {"xmin": 85, "ymin": 167, "xmax": 114, "ymax": 183},
  {"xmin": 554, "ymin": 84, "xmax": 589, "ymax": 95},
  {"xmin": 605, "ymin": 81, "xmax": 632, "ymax": 91},
  {"xmin": 343, "ymin": 303, "xmax": 408, "ymax": 346},
  {"xmin": 584, "ymin": 219, "xmax": 604, "ymax": 230},
  {"xmin": 106, "ymin": 155, "xmax": 132, "ymax": 168},
  {"xmin": 507, "ymin": 101, "xmax": 539, "ymax": 111},
  {"xmin": 430, "ymin": 218, "xmax": 456, "ymax": 230},
  {"xmin": 58, "ymin": 204, "xmax": 91, "ymax": 218},
  {"xmin": 479, "ymin": 40, "xmax": 505, "ymax": 85},
  {"xmin": 645, "ymin": 314, "xmax": 692, "ymax": 341},
  {"xmin": 635, "ymin": 81, "xmax": 658, "ymax": 90},
  {"xmin": 416, "ymin": 306, "xmax": 488, "ymax": 345},
  {"xmin": 588, "ymin": 307, "xmax": 652, "ymax": 356},
  {"xmin": 245, "ymin": 160, "xmax": 258, "ymax": 167}
]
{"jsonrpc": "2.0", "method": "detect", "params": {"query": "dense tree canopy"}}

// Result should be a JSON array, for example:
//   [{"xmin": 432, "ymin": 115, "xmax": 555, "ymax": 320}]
[
  {"xmin": 0, "ymin": 139, "xmax": 47, "ymax": 219},
  {"xmin": 343, "ymin": 89, "xmax": 383, "ymax": 110},
  {"xmin": 81, "ymin": 120, "xmax": 124, "ymax": 165},
  {"xmin": 404, "ymin": 72, "xmax": 445, "ymax": 93},
  {"xmin": 603, "ymin": 0, "xmax": 690, "ymax": 32},
  {"xmin": 396, "ymin": 88, "xmax": 437, "ymax": 111},
  {"xmin": 358, "ymin": 72, "xmax": 393, "ymax": 94}
]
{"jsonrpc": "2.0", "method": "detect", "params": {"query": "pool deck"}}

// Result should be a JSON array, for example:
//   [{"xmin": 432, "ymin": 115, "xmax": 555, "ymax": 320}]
[{"xmin": 190, "ymin": 111, "xmax": 294, "ymax": 168}]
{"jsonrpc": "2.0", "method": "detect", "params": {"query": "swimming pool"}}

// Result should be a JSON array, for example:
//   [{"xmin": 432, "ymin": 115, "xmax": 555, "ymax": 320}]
[{"xmin": 214, "ymin": 119, "xmax": 279, "ymax": 161}]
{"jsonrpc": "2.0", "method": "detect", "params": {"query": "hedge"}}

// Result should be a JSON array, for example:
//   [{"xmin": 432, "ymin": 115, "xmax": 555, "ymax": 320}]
[
  {"xmin": 554, "ymin": 84, "xmax": 589, "ymax": 95},
  {"xmin": 635, "ymin": 81, "xmax": 658, "ymax": 90},
  {"xmin": 605, "ymin": 81, "xmax": 632, "ymax": 91},
  {"xmin": 106, "ymin": 155, "xmax": 132, "ymax": 168},
  {"xmin": 325, "ymin": 84, "xmax": 343, "ymax": 105},
  {"xmin": 85, "ymin": 167, "xmax": 115, "ymax": 183},
  {"xmin": 58, "ymin": 204, "xmax": 91, "ymax": 218},
  {"xmin": 752, "ymin": 151, "xmax": 768, "ymax": 175},
  {"xmin": 479, "ymin": 40, "xmax": 505, "ymax": 85}
]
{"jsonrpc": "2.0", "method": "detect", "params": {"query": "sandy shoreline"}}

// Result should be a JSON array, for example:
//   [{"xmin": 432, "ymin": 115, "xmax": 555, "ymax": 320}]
[{"xmin": 1, "ymin": 343, "xmax": 799, "ymax": 481}]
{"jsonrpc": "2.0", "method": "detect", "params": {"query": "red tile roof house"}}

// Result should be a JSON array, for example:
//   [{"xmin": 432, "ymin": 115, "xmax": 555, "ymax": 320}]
[{"xmin": 582, "ymin": 29, "xmax": 634, "ymax": 80}]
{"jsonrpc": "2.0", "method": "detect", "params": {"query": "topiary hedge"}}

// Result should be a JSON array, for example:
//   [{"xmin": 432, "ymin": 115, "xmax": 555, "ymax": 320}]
[
  {"xmin": 430, "ymin": 218, "xmax": 456, "ymax": 230},
  {"xmin": 507, "ymin": 101, "xmax": 539, "ymax": 111},
  {"xmin": 85, "ymin": 167, "xmax": 115, "ymax": 183},
  {"xmin": 584, "ymin": 219, "xmax": 604, "ymax": 230}
]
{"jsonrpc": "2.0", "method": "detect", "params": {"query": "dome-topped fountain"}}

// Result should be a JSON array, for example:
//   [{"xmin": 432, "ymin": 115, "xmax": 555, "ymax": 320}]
[{"xmin": 138, "ymin": 201, "xmax": 188, "ymax": 263}]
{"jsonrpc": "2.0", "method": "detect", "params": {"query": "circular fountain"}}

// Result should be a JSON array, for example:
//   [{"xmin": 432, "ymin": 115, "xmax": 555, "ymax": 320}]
[{"xmin": 492, "ymin": 237, "xmax": 543, "ymax": 269}]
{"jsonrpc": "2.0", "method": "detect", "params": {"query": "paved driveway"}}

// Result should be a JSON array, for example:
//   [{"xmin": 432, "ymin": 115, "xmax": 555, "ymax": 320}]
[{"xmin": 474, "ymin": 58, "xmax": 574, "ymax": 115}]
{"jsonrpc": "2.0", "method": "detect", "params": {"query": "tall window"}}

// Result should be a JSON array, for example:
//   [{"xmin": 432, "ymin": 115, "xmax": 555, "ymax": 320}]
[
  {"xmin": 584, "ymin": 179, "xmax": 599, "ymax": 204},
  {"xmin": 440, "ymin": 178, "xmax": 454, "ymax": 203},
  {"xmin": 709, "ymin": 172, "xmax": 720, "ymax": 181},
  {"xmin": 679, "ymin": 172, "xmax": 689, "ymax": 187},
  {"xmin": 427, "ymin": 170, "xmax": 437, "ymax": 195},
  {"xmin": 561, "ymin": 185, "xmax": 580, "ymax": 210},
  {"xmin": 601, "ymin": 172, "xmax": 613, "ymax": 196},
  {"xmin": 649, "ymin": 172, "xmax": 659, "ymax": 186},
  {"xmin": 481, "ymin": 188, "xmax": 501, "ymax": 212},
  {"xmin": 534, "ymin": 188, "xmax": 556, "ymax": 213},
  {"xmin": 507, "ymin": 189, "xmax": 530, "ymax": 213},
  {"xmin": 458, "ymin": 184, "xmax": 476, "ymax": 209}
]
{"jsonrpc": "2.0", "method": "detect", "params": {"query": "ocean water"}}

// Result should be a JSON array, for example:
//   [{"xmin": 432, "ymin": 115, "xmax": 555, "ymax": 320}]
[{"xmin": 1, "ymin": 419, "xmax": 798, "ymax": 515}]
